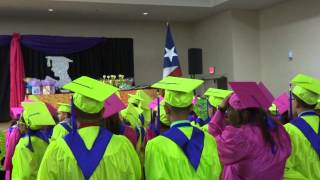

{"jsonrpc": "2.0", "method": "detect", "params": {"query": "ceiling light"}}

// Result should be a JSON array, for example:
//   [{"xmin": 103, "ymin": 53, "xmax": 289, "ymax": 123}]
[
  {"xmin": 143, "ymin": 12, "xmax": 149, "ymax": 16},
  {"xmin": 48, "ymin": 9, "xmax": 54, "ymax": 12}
]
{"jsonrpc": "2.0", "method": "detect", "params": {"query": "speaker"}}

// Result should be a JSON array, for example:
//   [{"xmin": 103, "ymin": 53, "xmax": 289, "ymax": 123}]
[
  {"xmin": 216, "ymin": 76, "xmax": 228, "ymax": 90},
  {"xmin": 188, "ymin": 48, "xmax": 203, "ymax": 75}
]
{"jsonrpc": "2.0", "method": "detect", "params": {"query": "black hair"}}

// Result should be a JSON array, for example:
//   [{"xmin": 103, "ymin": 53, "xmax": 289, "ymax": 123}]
[
  {"xmin": 74, "ymin": 105, "xmax": 103, "ymax": 122},
  {"xmin": 232, "ymin": 108, "xmax": 277, "ymax": 146}
]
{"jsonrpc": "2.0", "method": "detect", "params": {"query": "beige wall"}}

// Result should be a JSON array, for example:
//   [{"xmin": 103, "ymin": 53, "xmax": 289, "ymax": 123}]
[
  {"xmin": 260, "ymin": 0, "xmax": 320, "ymax": 95},
  {"xmin": 232, "ymin": 10, "xmax": 260, "ymax": 81},
  {"xmin": 193, "ymin": 11, "xmax": 235, "ymax": 80},
  {"xmin": 0, "ymin": 17, "xmax": 192, "ymax": 85}
]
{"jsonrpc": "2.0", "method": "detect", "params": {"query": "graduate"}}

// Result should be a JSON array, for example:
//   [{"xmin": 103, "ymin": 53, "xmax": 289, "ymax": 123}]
[
  {"xmin": 192, "ymin": 88, "xmax": 233, "ymax": 132},
  {"xmin": 135, "ymin": 90, "xmax": 152, "ymax": 127},
  {"xmin": 270, "ymin": 92, "xmax": 290, "ymax": 124},
  {"xmin": 50, "ymin": 103, "xmax": 72, "ymax": 141},
  {"xmin": 12, "ymin": 101, "xmax": 56, "ymax": 180},
  {"xmin": 145, "ymin": 76, "xmax": 222, "ymax": 180},
  {"xmin": 37, "ymin": 76, "xmax": 141, "ymax": 180},
  {"xmin": 120, "ymin": 94, "xmax": 145, "ymax": 127},
  {"xmin": 3, "ymin": 107, "xmax": 24, "ymax": 180},
  {"xmin": 284, "ymin": 74, "xmax": 320, "ymax": 180},
  {"xmin": 209, "ymin": 82, "xmax": 291, "ymax": 179}
]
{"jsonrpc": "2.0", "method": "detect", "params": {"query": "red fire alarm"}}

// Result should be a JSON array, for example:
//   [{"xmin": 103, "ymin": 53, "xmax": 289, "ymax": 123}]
[{"xmin": 209, "ymin": 66, "xmax": 215, "ymax": 75}]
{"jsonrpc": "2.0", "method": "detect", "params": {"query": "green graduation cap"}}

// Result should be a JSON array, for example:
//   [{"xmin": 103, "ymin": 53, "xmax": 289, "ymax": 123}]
[
  {"xmin": 57, "ymin": 103, "xmax": 71, "ymax": 113},
  {"xmin": 22, "ymin": 102, "xmax": 56, "ymax": 130},
  {"xmin": 135, "ymin": 90, "xmax": 152, "ymax": 110},
  {"xmin": 128, "ymin": 94, "xmax": 143, "ymax": 105},
  {"xmin": 63, "ymin": 76, "xmax": 119, "ymax": 113},
  {"xmin": 268, "ymin": 103, "xmax": 277, "ymax": 116},
  {"xmin": 291, "ymin": 74, "xmax": 320, "ymax": 105},
  {"xmin": 204, "ymin": 88, "xmax": 233, "ymax": 108},
  {"xmin": 315, "ymin": 99, "xmax": 320, "ymax": 110},
  {"xmin": 123, "ymin": 103, "xmax": 144, "ymax": 127},
  {"xmin": 151, "ymin": 76, "xmax": 204, "ymax": 108}
]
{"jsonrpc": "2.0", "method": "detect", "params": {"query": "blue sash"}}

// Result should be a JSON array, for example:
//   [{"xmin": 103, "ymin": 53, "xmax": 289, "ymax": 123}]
[
  {"xmin": 290, "ymin": 111, "xmax": 320, "ymax": 155},
  {"xmin": 26, "ymin": 129, "xmax": 50, "ymax": 152},
  {"xmin": 162, "ymin": 122, "xmax": 204, "ymax": 170},
  {"xmin": 64, "ymin": 127, "xmax": 113, "ymax": 180},
  {"xmin": 135, "ymin": 126, "xmax": 146, "ymax": 143},
  {"xmin": 139, "ymin": 114, "xmax": 145, "ymax": 126},
  {"xmin": 60, "ymin": 121, "xmax": 72, "ymax": 133}
]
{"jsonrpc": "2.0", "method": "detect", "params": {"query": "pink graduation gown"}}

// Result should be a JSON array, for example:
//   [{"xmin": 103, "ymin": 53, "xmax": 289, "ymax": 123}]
[
  {"xmin": 3, "ymin": 127, "xmax": 21, "ymax": 180},
  {"xmin": 208, "ymin": 110, "xmax": 291, "ymax": 180}
]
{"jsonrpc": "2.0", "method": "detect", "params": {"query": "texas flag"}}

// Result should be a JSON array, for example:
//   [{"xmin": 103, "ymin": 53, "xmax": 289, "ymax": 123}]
[{"xmin": 163, "ymin": 24, "xmax": 182, "ymax": 78}]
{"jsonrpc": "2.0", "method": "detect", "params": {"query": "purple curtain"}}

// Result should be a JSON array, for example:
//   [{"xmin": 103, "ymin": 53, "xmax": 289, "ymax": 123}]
[
  {"xmin": 0, "ymin": 35, "xmax": 11, "ymax": 46},
  {"xmin": 21, "ymin": 35, "xmax": 106, "ymax": 55}
]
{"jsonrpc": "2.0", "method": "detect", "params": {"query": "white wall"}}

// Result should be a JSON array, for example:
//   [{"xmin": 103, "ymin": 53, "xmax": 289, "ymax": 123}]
[
  {"xmin": 0, "ymin": 17, "xmax": 193, "ymax": 85},
  {"xmin": 260, "ymin": 0, "xmax": 320, "ymax": 95}
]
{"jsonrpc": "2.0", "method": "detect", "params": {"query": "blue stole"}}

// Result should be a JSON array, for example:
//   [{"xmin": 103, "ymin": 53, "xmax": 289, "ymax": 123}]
[
  {"xmin": 26, "ymin": 129, "xmax": 50, "ymax": 152},
  {"xmin": 60, "ymin": 121, "xmax": 72, "ymax": 133},
  {"xmin": 139, "ymin": 114, "xmax": 145, "ymax": 126},
  {"xmin": 64, "ymin": 127, "xmax": 113, "ymax": 180},
  {"xmin": 135, "ymin": 126, "xmax": 146, "ymax": 142},
  {"xmin": 290, "ymin": 111, "xmax": 320, "ymax": 155},
  {"xmin": 162, "ymin": 122, "xmax": 204, "ymax": 170}
]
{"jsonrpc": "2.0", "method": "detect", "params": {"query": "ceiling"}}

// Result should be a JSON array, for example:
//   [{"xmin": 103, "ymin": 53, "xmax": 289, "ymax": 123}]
[{"xmin": 0, "ymin": 0, "xmax": 286, "ymax": 22}]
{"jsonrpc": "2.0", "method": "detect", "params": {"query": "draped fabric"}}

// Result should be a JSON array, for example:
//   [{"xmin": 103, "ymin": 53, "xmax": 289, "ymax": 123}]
[
  {"xmin": 21, "ymin": 35, "xmax": 106, "ymax": 55},
  {"xmin": 23, "ymin": 38, "xmax": 134, "ymax": 80},
  {"xmin": 0, "ymin": 45, "xmax": 10, "ymax": 122},
  {"xmin": 10, "ymin": 33, "xmax": 25, "ymax": 109},
  {"xmin": 0, "ymin": 34, "xmax": 134, "ymax": 122}
]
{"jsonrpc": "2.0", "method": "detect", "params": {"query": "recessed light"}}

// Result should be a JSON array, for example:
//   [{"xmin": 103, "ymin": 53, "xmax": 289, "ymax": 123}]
[
  {"xmin": 143, "ymin": 12, "xmax": 149, "ymax": 16},
  {"xmin": 48, "ymin": 9, "xmax": 54, "ymax": 12}
]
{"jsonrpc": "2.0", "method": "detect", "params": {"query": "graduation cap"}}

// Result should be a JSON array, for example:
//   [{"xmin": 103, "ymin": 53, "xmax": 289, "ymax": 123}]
[
  {"xmin": 22, "ymin": 102, "xmax": 56, "ymax": 130},
  {"xmin": 63, "ymin": 76, "xmax": 118, "ymax": 114},
  {"xmin": 135, "ymin": 90, "xmax": 152, "ymax": 110},
  {"xmin": 57, "ymin": 103, "xmax": 71, "ymax": 113},
  {"xmin": 151, "ymin": 76, "xmax": 204, "ymax": 108},
  {"xmin": 229, "ymin": 82, "xmax": 273, "ymax": 111},
  {"xmin": 315, "ymin": 99, "xmax": 320, "ymax": 110},
  {"xmin": 268, "ymin": 104, "xmax": 277, "ymax": 115},
  {"xmin": 123, "ymin": 103, "xmax": 144, "ymax": 127},
  {"xmin": 204, "ymin": 88, "xmax": 233, "ymax": 108},
  {"xmin": 128, "ymin": 94, "xmax": 143, "ymax": 105},
  {"xmin": 258, "ymin": 82, "xmax": 275, "ymax": 104},
  {"xmin": 291, "ymin": 74, "xmax": 320, "ymax": 105},
  {"xmin": 273, "ymin": 92, "xmax": 289, "ymax": 115},
  {"xmin": 149, "ymin": 96, "xmax": 164, "ymax": 109},
  {"xmin": 103, "ymin": 94, "xmax": 126, "ymax": 119}
]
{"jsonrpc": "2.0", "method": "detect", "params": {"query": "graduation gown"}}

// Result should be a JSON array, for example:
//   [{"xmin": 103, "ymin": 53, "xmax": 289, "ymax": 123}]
[
  {"xmin": 284, "ymin": 111, "xmax": 320, "ymax": 180},
  {"xmin": 209, "ymin": 110, "xmax": 291, "ymax": 180},
  {"xmin": 50, "ymin": 120, "xmax": 72, "ymax": 141},
  {"xmin": 12, "ymin": 135, "xmax": 49, "ymax": 180},
  {"xmin": 4, "ymin": 127, "xmax": 21, "ymax": 180},
  {"xmin": 145, "ymin": 120, "xmax": 222, "ymax": 180},
  {"xmin": 37, "ymin": 126, "xmax": 141, "ymax": 180}
]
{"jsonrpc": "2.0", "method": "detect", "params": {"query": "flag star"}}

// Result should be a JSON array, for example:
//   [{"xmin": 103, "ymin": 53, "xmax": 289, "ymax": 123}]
[{"xmin": 164, "ymin": 47, "xmax": 178, "ymax": 62}]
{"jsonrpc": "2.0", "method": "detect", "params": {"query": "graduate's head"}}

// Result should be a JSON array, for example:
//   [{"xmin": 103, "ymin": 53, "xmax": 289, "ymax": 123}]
[
  {"xmin": 21, "ymin": 102, "xmax": 56, "ymax": 131},
  {"xmin": 151, "ymin": 76, "xmax": 204, "ymax": 123},
  {"xmin": 228, "ymin": 82, "xmax": 275, "ymax": 127},
  {"xmin": 63, "ymin": 76, "xmax": 118, "ymax": 124},
  {"xmin": 290, "ymin": 74, "xmax": 320, "ymax": 116},
  {"xmin": 57, "ymin": 103, "xmax": 71, "ymax": 121},
  {"xmin": 204, "ymin": 88, "xmax": 232, "ymax": 117}
]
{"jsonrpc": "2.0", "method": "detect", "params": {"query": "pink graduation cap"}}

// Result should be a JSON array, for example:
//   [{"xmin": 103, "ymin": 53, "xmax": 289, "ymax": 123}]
[
  {"xmin": 229, "ymin": 82, "xmax": 273, "ymax": 111},
  {"xmin": 273, "ymin": 92, "xmax": 289, "ymax": 115},
  {"xmin": 103, "ymin": 94, "xmax": 126, "ymax": 118},
  {"xmin": 10, "ymin": 107, "xmax": 23, "ymax": 119},
  {"xmin": 258, "ymin": 82, "xmax": 275, "ymax": 103},
  {"xmin": 149, "ymin": 96, "xmax": 164, "ymax": 109}
]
